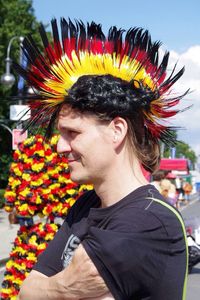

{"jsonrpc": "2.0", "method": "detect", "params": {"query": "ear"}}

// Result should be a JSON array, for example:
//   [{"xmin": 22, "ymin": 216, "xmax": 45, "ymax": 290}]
[{"xmin": 111, "ymin": 117, "xmax": 128, "ymax": 146}]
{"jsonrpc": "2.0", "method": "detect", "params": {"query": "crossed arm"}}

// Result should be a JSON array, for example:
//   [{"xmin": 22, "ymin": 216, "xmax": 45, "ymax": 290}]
[{"xmin": 18, "ymin": 244, "xmax": 114, "ymax": 300}]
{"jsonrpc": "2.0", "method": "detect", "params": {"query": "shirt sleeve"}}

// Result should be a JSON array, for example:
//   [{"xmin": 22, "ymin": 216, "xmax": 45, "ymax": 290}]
[{"xmin": 82, "ymin": 209, "xmax": 170, "ymax": 300}]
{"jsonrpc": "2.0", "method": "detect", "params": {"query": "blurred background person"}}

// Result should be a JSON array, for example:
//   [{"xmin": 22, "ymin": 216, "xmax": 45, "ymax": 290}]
[
  {"xmin": 150, "ymin": 171, "xmax": 165, "ymax": 193},
  {"xmin": 160, "ymin": 178, "xmax": 179, "ymax": 209},
  {"xmin": 183, "ymin": 181, "xmax": 193, "ymax": 204}
]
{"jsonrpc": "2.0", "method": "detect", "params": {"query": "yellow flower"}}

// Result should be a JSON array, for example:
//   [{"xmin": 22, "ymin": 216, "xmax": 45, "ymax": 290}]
[
  {"xmin": 46, "ymin": 153, "xmax": 57, "ymax": 162},
  {"xmin": 11, "ymin": 247, "xmax": 26, "ymax": 255},
  {"xmin": 50, "ymin": 135, "xmax": 59, "ymax": 145},
  {"xmin": 58, "ymin": 177, "xmax": 71, "ymax": 184},
  {"xmin": 13, "ymin": 277, "xmax": 23, "ymax": 285},
  {"xmin": 61, "ymin": 207, "xmax": 68, "ymax": 215},
  {"xmin": 44, "ymin": 233, "xmax": 55, "ymax": 240},
  {"xmin": 28, "ymin": 207, "xmax": 35, "ymax": 215},
  {"xmin": 42, "ymin": 207, "xmax": 50, "ymax": 216},
  {"xmin": 67, "ymin": 189, "xmax": 77, "ymax": 196},
  {"xmin": 31, "ymin": 162, "xmax": 45, "ymax": 172},
  {"xmin": 42, "ymin": 173, "xmax": 49, "ymax": 180},
  {"xmin": 69, "ymin": 198, "xmax": 76, "ymax": 206},
  {"xmin": 0, "ymin": 288, "xmax": 12, "ymax": 296},
  {"xmin": 42, "ymin": 188, "xmax": 51, "ymax": 195},
  {"xmin": 79, "ymin": 184, "xmax": 93, "ymax": 191},
  {"xmin": 23, "ymin": 157, "xmax": 33, "ymax": 164},
  {"xmin": 49, "ymin": 194, "xmax": 56, "ymax": 201},
  {"xmin": 34, "ymin": 149, "xmax": 45, "ymax": 157},
  {"xmin": 18, "ymin": 203, "xmax": 28, "ymax": 212},
  {"xmin": 31, "ymin": 178, "xmax": 44, "ymax": 186},
  {"xmin": 37, "ymin": 243, "xmax": 47, "ymax": 250},
  {"xmin": 22, "ymin": 173, "xmax": 31, "ymax": 181},
  {"xmin": 51, "ymin": 223, "xmax": 59, "ymax": 231},
  {"xmin": 36, "ymin": 195, "xmax": 42, "ymax": 204},
  {"xmin": 27, "ymin": 252, "xmax": 37, "ymax": 261},
  {"xmin": 4, "ymin": 274, "xmax": 13, "ymax": 281},
  {"xmin": 8, "ymin": 177, "xmax": 21, "ymax": 188},
  {"xmin": 48, "ymin": 168, "xmax": 60, "ymax": 176},
  {"xmin": 13, "ymin": 167, "xmax": 22, "ymax": 177},
  {"xmin": 29, "ymin": 235, "xmax": 38, "ymax": 246},
  {"xmin": 4, "ymin": 190, "xmax": 16, "ymax": 198},
  {"xmin": 50, "ymin": 183, "xmax": 60, "ymax": 190},
  {"xmin": 37, "ymin": 136, "xmax": 44, "ymax": 143},
  {"xmin": 24, "ymin": 136, "xmax": 35, "ymax": 145},
  {"xmin": 53, "ymin": 203, "xmax": 61, "ymax": 212},
  {"xmin": 4, "ymin": 205, "xmax": 13, "ymax": 212},
  {"xmin": 19, "ymin": 189, "xmax": 30, "ymax": 198}
]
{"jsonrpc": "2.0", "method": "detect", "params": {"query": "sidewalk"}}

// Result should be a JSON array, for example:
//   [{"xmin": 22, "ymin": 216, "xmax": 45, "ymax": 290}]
[
  {"xmin": 0, "ymin": 209, "xmax": 18, "ymax": 265},
  {"xmin": 179, "ymin": 192, "xmax": 199, "ymax": 212}
]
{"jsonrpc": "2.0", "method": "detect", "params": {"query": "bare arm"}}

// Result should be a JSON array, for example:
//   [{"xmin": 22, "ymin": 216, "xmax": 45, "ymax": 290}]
[
  {"xmin": 82, "ymin": 293, "xmax": 114, "ymax": 300},
  {"xmin": 19, "ymin": 244, "xmax": 111, "ymax": 300}
]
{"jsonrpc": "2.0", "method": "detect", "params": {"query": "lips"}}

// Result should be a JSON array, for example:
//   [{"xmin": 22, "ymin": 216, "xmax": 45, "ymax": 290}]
[
  {"xmin": 67, "ymin": 154, "xmax": 81, "ymax": 163},
  {"xmin": 68, "ymin": 158, "xmax": 81, "ymax": 163}
]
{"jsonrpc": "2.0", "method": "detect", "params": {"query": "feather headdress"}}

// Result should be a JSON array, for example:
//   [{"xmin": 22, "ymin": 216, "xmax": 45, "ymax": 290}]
[{"xmin": 13, "ymin": 18, "xmax": 188, "ymax": 143}]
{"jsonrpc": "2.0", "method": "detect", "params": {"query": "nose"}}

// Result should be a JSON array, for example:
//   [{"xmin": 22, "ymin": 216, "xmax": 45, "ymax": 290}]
[{"xmin": 57, "ymin": 135, "xmax": 71, "ymax": 154}]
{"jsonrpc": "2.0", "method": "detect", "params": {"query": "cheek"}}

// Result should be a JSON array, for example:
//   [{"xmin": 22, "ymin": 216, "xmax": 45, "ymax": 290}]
[{"xmin": 90, "ymin": 143, "xmax": 114, "ymax": 164}]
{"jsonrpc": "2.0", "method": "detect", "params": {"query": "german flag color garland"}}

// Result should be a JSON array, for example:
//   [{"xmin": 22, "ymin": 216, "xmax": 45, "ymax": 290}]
[
  {"xmin": 4, "ymin": 134, "xmax": 92, "ymax": 218},
  {"xmin": 1, "ymin": 223, "xmax": 60, "ymax": 299},
  {"xmin": 0, "ymin": 134, "xmax": 92, "ymax": 299}
]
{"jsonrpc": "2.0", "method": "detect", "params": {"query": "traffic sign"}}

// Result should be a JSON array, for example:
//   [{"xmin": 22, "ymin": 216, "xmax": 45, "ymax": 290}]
[
  {"xmin": 10, "ymin": 105, "xmax": 30, "ymax": 121},
  {"xmin": 12, "ymin": 128, "xmax": 28, "ymax": 150}
]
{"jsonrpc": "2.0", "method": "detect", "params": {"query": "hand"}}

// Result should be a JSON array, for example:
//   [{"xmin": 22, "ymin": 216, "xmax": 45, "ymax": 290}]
[
  {"xmin": 19, "ymin": 244, "xmax": 110, "ymax": 300},
  {"xmin": 59, "ymin": 243, "xmax": 109, "ymax": 299},
  {"xmin": 82, "ymin": 292, "xmax": 114, "ymax": 299}
]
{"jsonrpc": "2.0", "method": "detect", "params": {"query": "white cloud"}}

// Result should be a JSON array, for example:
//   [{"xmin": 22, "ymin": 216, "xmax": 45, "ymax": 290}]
[{"xmin": 165, "ymin": 46, "xmax": 200, "ymax": 155}]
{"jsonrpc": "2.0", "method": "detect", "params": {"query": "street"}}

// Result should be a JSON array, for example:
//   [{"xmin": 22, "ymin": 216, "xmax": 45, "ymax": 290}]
[
  {"xmin": 0, "ymin": 199, "xmax": 200, "ymax": 299},
  {"xmin": 181, "ymin": 197, "xmax": 200, "ymax": 300},
  {"xmin": 0, "ymin": 266, "xmax": 5, "ymax": 288}
]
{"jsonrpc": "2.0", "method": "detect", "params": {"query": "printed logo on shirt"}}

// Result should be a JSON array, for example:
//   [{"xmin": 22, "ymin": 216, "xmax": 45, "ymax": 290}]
[{"xmin": 61, "ymin": 234, "xmax": 81, "ymax": 268}]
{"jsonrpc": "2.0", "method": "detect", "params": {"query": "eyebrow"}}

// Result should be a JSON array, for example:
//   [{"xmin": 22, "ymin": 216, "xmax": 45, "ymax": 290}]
[{"xmin": 57, "ymin": 121, "xmax": 80, "ymax": 132}]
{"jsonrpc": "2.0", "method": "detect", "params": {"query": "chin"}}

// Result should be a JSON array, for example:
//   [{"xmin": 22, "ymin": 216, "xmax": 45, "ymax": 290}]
[{"xmin": 70, "ymin": 173, "xmax": 89, "ymax": 185}]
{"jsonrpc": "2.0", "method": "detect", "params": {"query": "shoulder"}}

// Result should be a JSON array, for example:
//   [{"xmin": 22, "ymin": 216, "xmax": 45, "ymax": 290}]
[
  {"xmin": 65, "ymin": 190, "xmax": 100, "ymax": 226},
  {"xmin": 107, "ymin": 186, "xmax": 182, "ymax": 235}
]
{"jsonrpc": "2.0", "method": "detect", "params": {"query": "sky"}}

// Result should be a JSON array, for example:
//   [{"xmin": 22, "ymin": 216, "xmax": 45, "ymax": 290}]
[{"xmin": 32, "ymin": 0, "xmax": 200, "ymax": 156}]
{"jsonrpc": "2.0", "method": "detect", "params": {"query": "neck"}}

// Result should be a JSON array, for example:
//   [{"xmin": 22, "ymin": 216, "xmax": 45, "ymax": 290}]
[{"xmin": 94, "ymin": 158, "xmax": 149, "ymax": 208}]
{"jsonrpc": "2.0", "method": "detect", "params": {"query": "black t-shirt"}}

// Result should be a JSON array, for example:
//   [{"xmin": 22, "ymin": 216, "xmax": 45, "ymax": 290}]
[{"xmin": 34, "ymin": 185, "xmax": 188, "ymax": 300}]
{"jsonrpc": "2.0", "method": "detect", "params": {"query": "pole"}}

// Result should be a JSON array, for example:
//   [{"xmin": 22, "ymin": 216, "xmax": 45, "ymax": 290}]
[{"xmin": 0, "ymin": 123, "xmax": 12, "ymax": 135}]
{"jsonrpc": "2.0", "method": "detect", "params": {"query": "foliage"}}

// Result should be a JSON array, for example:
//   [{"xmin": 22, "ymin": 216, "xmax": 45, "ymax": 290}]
[
  {"xmin": 0, "ymin": 0, "xmax": 42, "ymax": 112},
  {"xmin": 0, "ymin": 153, "xmax": 13, "ymax": 188},
  {"xmin": 0, "ymin": 189, "xmax": 5, "ymax": 208},
  {"xmin": 163, "ymin": 139, "xmax": 197, "ymax": 169},
  {"xmin": 176, "ymin": 141, "xmax": 197, "ymax": 168}
]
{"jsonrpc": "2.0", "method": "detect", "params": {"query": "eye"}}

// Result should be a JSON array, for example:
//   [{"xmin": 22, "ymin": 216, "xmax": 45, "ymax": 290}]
[{"xmin": 69, "ymin": 130, "xmax": 79, "ymax": 138}]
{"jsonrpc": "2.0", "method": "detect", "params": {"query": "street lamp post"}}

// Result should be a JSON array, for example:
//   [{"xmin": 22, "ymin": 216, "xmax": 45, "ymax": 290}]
[
  {"xmin": 1, "ymin": 35, "xmax": 30, "ymax": 148},
  {"xmin": 0, "ymin": 123, "xmax": 12, "ymax": 135},
  {"xmin": 1, "ymin": 36, "xmax": 24, "ymax": 91}
]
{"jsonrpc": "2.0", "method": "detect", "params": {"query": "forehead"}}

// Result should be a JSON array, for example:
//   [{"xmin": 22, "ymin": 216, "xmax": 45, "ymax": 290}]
[{"xmin": 57, "ymin": 105, "xmax": 98, "ymax": 129}]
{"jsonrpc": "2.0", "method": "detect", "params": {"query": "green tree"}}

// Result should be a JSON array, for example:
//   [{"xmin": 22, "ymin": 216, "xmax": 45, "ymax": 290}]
[
  {"xmin": 176, "ymin": 141, "xmax": 197, "ymax": 168},
  {"xmin": 163, "ymin": 136, "xmax": 197, "ymax": 169},
  {"xmin": 0, "ymin": 0, "xmax": 43, "ymax": 187}
]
